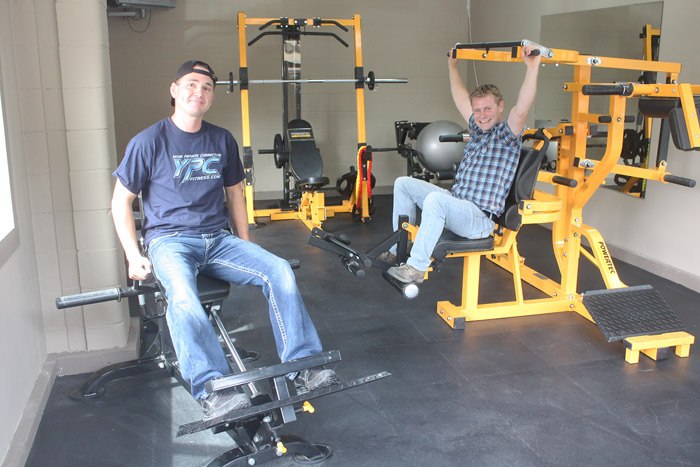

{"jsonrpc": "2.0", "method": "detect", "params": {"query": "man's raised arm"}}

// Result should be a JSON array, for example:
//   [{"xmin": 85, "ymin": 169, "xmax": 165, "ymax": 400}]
[
  {"xmin": 448, "ymin": 55, "xmax": 473, "ymax": 124},
  {"xmin": 507, "ymin": 45, "xmax": 542, "ymax": 135}
]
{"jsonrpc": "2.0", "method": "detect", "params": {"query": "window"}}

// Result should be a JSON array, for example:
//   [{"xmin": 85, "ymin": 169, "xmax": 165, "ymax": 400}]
[{"xmin": 0, "ymin": 60, "xmax": 18, "ymax": 266}]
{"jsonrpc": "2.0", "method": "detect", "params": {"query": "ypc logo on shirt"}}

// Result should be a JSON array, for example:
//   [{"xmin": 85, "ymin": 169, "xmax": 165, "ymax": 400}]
[{"xmin": 173, "ymin": 153, "xmax": 222, "ymax": 182}]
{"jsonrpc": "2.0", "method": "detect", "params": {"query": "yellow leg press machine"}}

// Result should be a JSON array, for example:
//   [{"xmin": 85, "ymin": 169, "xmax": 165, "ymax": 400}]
[{"xmin": 310, "ymin": 39, "xmax": 698, "ymax": 364}]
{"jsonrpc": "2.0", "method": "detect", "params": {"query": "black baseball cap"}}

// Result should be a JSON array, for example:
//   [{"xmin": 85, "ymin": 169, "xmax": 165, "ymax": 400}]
[
  {"xmin": 175, "ymin": 60, "xmax": 217, "ymax": 84},
  {"xmin": 171, "ymin": 60, "xmax": 218, "ymax": 106}
]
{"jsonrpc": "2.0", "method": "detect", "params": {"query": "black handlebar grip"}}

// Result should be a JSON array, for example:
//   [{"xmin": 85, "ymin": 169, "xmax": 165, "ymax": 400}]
[
  {"xmin": 663, "ymin": 174, "xmax": 696, "ymax": 188},
  {"xmin": 581, "ymin": 84, "xmax": 634, "ymax": 96},
  {"xmin": 439, "ymin": 134, "xmax": 466, "ymax": 143},
  {"xmin": 529, "ymin": 49, "xmax": 540, "ymax": 56},
  {"xmin": 598, "ymin": 115, "xmax": 636, "ymax": 124},
  {"xmin": 56, "ymin": 288, "xmax": 123, "ymax": 309},
  {"xmin": 346, "ymin": 261, "xmax": 365, "ymax": 278},
  {"xmin": 258, "ymin": 148, "xmax": 275, "ymax": 154},
  {"xmin": 434, "ymin": 170, "xmax": 455, "ymax": 181},
  {"xmin": 552, "ymin": 175, "xmax": 578, "ymax": 188}
]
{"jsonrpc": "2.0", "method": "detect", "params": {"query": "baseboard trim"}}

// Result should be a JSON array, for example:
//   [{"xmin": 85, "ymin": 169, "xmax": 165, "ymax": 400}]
[
  {"xmin": 608, "ymin": 244, "xmax": 700, "ymax": 293},
  {"xmin": 539, "ymin": 223, "xmax": 700, "ymax": 293},
  {"xmin": 52, "ymin": 317, "xmax": 140, "ymax": 376},
  {"xmin": 2, "ymin": 361, "xmax": 56, "ymax": 467}
]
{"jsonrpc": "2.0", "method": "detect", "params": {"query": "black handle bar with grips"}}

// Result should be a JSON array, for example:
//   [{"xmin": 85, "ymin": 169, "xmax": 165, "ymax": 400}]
[
  {"xmin": 552, "ymin": 176, "xmax": 578, "ymax": 188},
  {"xmin": 663, "ymin": 174, "xmax": 696, "ymax": 187},
  {"xmin": 439, "ymin": 134, "xmax": 468, "ymax": 143},
  {"xmin": 56, "ymin": 283, "xmax": 159, "ymax": 309},
  {"xmin": 581, "ymin": 84, "xmax": 634, "ymax": 96}
]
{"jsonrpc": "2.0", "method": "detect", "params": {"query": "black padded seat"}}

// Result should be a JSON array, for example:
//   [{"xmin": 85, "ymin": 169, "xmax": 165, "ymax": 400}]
[
  {"xmin": 432, "ymin": 230, "xmax": 494, "ymax": 261},
  {"xmin": 296, "ymin": 176, "xmax": 330, "ymax": 191},
  {"xmin": 197, "ymin": 274, "xmax": 230, "ymax": 303}
]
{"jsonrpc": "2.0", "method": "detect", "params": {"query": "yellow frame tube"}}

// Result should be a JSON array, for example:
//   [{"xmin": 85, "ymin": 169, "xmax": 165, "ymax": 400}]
[
  {"xmin": 237, "ymin": 12, "xmax": 256, "ymax": 225},
  {"xmin": 234, "ymin": 12, "xmax": 372, "ymax": 229}
]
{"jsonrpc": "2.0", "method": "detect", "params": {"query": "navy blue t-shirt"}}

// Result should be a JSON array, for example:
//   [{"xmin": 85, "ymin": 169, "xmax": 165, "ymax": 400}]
[{"xmin": 113, "ymin": 118, "xmax": 244, "ymax": 246}]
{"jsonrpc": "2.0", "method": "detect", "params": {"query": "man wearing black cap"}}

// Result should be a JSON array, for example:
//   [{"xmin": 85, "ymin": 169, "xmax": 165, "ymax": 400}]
[{"xmin": 111, "ymin": 60, "xmax": 337, "ymax": 420}]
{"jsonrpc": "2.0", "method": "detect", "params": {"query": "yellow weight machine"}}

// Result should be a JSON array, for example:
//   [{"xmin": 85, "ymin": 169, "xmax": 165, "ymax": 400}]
[
  {"xmin": 309, "ymin": 39, "xmax": 698, "ymax": 364},
  {"xmin": 225, "ymin": 13, "xmax": 405, "ymax": 230},
  {"xmin": 419, "ymin": 40, "xmax": 698, "ymax": 364}
]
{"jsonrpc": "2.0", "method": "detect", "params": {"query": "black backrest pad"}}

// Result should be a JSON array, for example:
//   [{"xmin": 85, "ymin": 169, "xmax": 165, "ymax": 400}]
[
  {"xmin": 499, "ymin": 132, "xmax": 549, "ymax": 231},
  {"xmin": 287, "ymin": 118, "xmax": 324, "ymax": 179},
  {"xmin": 638, "ymin": 96, "xmax": 700, "ymax": 151}
]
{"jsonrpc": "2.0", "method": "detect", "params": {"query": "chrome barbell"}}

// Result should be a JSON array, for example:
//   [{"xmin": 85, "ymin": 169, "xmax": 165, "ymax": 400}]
[{"xmin": 217, "ymin": 70, "xmax": 407, "ymax": 91}]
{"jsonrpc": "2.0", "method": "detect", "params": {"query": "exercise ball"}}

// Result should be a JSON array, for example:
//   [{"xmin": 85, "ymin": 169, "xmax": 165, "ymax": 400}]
[{"xmin": 415, "ymin": 120, "xmax": 466, "ymax": 172}]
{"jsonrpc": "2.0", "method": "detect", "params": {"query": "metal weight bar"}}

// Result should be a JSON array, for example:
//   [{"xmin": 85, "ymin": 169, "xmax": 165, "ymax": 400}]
[{"xmin": 217, "ymin": 75, "xmax": 407, "ymax": 88}]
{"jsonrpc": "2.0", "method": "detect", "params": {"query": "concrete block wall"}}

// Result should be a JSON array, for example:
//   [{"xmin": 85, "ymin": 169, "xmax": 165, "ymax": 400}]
[
  {"xmin": 11, "ymin": 0, "xmax": 72, "ymax": 352},
  {"xmin": 56, "ymin": 0, "xmax": 128, "ymax": 350},
  {"xmin": 9, "ymin": 0, "xmax": 129, "ymax": 355}
]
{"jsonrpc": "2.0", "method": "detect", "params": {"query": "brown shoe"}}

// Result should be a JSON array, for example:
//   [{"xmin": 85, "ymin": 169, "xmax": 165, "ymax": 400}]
[
  {"xmin": 200, "ymin": 389, "xmax": 251, "ymax": 420},
  {"xmin": 387, "ymin": 263, "xmax": 425, "ymax": 284},
  {"xmin": 295, "ymin": 367, "xmax": 339, "ymax": 393}
]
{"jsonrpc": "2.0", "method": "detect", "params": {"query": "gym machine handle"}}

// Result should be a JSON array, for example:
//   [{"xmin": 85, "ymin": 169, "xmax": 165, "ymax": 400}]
[
  {"xmin": 369, "ymin": 147, "xmax": 399, "ymax": 152},
  {"xmin": 581, "ymin": 83, "xmax": 634, "ymax": 96},
  {"xmin": 522, "ymin": 128, "xmax": 550, "ymax": 152},
  {"xmin": 552, "ymin": 175, "xmax": 578, "ymax": 188},
  {"xmin": 55, "ymin": 258, "xmax": 301, "ymax": 309},
  {"xmin": 257, "ymin": 17, "xmax": 348, "ymax": 32},
  {"xmin": 663, "ymin": 174, "xmax": 696, "ymax": 188},
  {"xmin": 452, "ymin": 40, "xmax": 553, "ymax": 58},
  {"xmin": 598, "ymin": 115, "xmax": 636, "ymax": 124},
  {"xmin": 56, "ymin": 283, "xmax": 159, "ymax": 309},
  {"xmin": 439, "ymin": 134, "xmax": 468, "ymax": 143},
  {"xmin": 342, "ymin": 259, "xmax": 365, "ymax": 278}
]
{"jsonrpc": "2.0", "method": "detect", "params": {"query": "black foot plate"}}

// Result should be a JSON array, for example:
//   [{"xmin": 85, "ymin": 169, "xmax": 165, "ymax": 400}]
[
  {"xmin": 177, "ymin": 371, "xmax": 391, "ymax": 437},
  {"xmin": 583, "ymin": 285, "xmax": 687, "ymax": 342}
]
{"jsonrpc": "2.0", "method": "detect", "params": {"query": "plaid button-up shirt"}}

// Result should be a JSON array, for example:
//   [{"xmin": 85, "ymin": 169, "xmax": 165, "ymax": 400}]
[{"xmin": 451, "ymin": 115, "xmax": 521, "ymax": 216}]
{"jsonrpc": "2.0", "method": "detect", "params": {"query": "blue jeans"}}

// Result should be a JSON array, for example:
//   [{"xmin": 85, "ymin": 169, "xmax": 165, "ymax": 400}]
[
  {"xmin": 391, "ymin": 176, "xmax": 494, "ymax": 271},
  {"xmin": 147, "ymin": 230, "xmax": 322, "ymax": 400}
]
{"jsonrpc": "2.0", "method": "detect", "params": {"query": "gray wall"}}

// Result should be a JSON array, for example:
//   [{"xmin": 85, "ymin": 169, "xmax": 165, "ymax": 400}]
[
  {"xmin": 108, "ymin": 0, "xmax": 470, "ymax": 196},
  {"xmin": 0, "ymin": 0, "xmax": 47, "ymax": 462}
]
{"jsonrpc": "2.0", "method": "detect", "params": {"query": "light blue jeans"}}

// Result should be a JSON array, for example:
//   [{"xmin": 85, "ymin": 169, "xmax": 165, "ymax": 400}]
[
  {"xmin": 147, "ymin": 230, "xmax": 322, "ymax": 400},
  {"xmin": 390, "ymin": 176, "xmax": 494, "ymax": 271}
]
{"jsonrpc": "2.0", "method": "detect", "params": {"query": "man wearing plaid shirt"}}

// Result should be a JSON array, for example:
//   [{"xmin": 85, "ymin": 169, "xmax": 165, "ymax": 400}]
[{"xmin": 385, "ymin": 44, "xmax": 541, "ymax": 284}]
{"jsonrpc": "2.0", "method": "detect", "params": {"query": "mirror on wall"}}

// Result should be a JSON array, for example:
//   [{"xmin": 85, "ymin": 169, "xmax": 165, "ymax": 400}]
[{"xmin": 537, "ymin": 2, "xmax": 664, "ymax": 198}]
